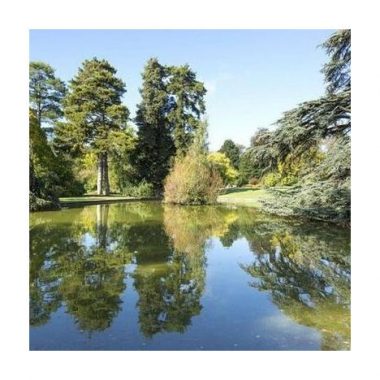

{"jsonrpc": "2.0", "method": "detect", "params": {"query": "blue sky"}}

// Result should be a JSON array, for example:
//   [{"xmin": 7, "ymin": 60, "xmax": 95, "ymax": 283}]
[{"xmin": 30, "ymin": 29, "xmax": 334, "ymax": 150}]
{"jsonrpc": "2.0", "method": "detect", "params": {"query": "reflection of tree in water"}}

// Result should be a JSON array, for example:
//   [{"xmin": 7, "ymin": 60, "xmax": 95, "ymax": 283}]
[
  {"xmin": 131, "ymin": 206, "xmax": 207, "ymax": 337},
  {"xmin": 29, "ymin": 205, "xmax": 131, "ymax": 332},
  {"xmin": 131, "ymin": 205, "xmax": 239, "ymax": 338},
  {"xmin": 235, "ymin": 211, "xmax": 351, "ymax": 350},
  {"xmin": 133, "ymin": 249, "xmax": 204, "ymax": 337},
  {"xmin": 164, "ymin": 205, "xmax": 237, "ymax": 254},
  {"xmin": 59, "ymin": 246, "xmax": 128, "ymax": 332},
  {"xmin": 30, "ymin": 222, "xmax": 66, "ymax": 326}
]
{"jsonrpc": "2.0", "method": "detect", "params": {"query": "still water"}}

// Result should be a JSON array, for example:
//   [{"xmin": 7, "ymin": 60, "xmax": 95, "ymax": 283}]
[{"xmin": 30, "ymin": 202, "xmax": 350, "ymax": 350}]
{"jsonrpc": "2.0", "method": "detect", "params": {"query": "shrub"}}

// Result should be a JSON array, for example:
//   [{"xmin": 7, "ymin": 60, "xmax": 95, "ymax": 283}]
[
  {"xmin": 122, "ymin": 180, "xmax": 155, "ymax": 198},
  {"xmin": 262, "ymin": 172, "xmax": 281, "ymax": 188},
  {"xmin": 29, "ymin": 192, "xmax": 60, "ymax": 212},
  {"xmin": 249, "ymin": 177, "xmax": 260, "ymax": 186},
  {"xmin": 164, "ymin": 153, "xmax": 223, "ymax": 205}
]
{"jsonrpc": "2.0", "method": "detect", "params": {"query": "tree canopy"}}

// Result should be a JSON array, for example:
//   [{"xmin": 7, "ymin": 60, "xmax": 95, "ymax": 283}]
[
  {"xmin": 218, "ymin": 139, "xmax": 242, "ymax": 169},
  {"xmin": 166, "ymin": 64, "xmax": 207, "ymax": 156},
  {"xmin": 133, "ymin": 58, "xmax": 175, "ymax": 193},
  {"xmin": 29, "ymin": 61, "xmax": 66, "ymax": 133}
]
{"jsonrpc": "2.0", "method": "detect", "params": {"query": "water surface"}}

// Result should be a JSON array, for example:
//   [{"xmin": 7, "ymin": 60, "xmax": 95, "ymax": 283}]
[{"xmin": 30, "ymin": 202, "xmax": 350, "ymax": 350}]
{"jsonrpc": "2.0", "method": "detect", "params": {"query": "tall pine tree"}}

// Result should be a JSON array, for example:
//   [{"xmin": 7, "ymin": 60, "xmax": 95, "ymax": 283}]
[
  {"xmin": 56, "ymin": 58, "xmax": 129, "ymax": 195},
  {"xmin": 133, "ymin": 58, "xmax": 175, "ymax": 193}
]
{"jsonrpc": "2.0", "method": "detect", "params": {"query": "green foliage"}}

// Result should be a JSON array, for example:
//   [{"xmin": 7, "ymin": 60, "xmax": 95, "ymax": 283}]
[
  {"xmin": 133, "ymin": 58, "xmax": 175, "ymax": 193},
  {"xmin": 108, "ymin": 128, "xmax": 137, "ymax": 192},
  {"xmin": 238, "ymin": 128, "xmax": 277, "ymax": 185},
  {"xmin": 261, "ymin": 148, "xmax": 325, "ymax": 188},
  {"xmin": 238, "ymin": 149, "xmax": 257, "ymax": 186},
  {"xmin": 133, "ymin": 59, "xmax": 207, "ymax": 192},
  {"xmin": 219, "ymin": 139, "xmax": 242, "ymax": 169},
  {"xmin": 72, "ymin": 152, "xmax": 97, "ymax": 193},
  {"xmin": 122, "ymin": 180, "xmax": 155, "ymax": 198},
  {"xmin": 29, "ymin": 61, "xmax": 66, "ymax": 133},
  {"xmin": 207, "ymin": 152, "xmax": 238, "ymax": 185},
  {"xmin": 321, "ymin": 29, "xmax": 351, "ymax": 94},
  {"xmin": 262, "ymin": 172, "xmax": 281, "ymax": 188},
  {"xmin": 167, "ymin": 64, "xmax": 207, "ymax": 156},
  {"xmin": 262, "ymin": 137, "xmax": 350, "ymax": 223},
  {"xmin": 30, "ymin": 103, "xmax": 84, "ymax": 211},
  {"xmin": 29, "ymin": 110, "xmax": 60, "ymax": 210},
  {"xmin": 57, "ymin": 58, "xmax": 129, "ymax": 154}
]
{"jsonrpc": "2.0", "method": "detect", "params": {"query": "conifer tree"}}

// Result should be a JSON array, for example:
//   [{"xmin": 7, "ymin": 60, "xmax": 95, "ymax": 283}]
[
  {"xmin": 29, "ymin": 61, "xmax": 66, "ymax": 134},
  {"xmin": 56, "ymin": 58, "xmax": 129, "ymax": 195},
  {"xmin": 133, "ymin": 58, "xmax": 175, "ymax": 193},
  {"xmin": 167, "ymin": 65, "xmax": 207, "ymax": 156}
]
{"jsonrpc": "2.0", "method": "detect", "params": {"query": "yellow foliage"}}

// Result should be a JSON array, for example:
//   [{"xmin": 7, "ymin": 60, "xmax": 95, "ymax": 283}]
[
  {"xmin": 207, "ymin": 152, "xmax": 238, "ymax": 185},
  {"xmin": 164, "ymin": 152, "xmax": 223, "ymax": 204}
]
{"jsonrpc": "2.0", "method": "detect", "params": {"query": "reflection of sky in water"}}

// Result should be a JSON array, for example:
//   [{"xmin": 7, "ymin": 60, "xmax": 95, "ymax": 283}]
[{"xmin": 81, "ymin": 233, "xmax": 96, "ymax": 248}]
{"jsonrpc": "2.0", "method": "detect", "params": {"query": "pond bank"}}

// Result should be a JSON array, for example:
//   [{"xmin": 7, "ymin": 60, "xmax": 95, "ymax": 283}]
[
  {"xmin": 59, "ymin": 195, "xmax": 159, "ymax": 208},
  {"xmin": 218, "ymin": 187, "xmax": 350, "ymax": 227}
]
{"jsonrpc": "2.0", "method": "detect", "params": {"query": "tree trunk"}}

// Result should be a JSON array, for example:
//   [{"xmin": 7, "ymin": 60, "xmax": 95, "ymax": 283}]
[
  {"xmin": 96, "ymin": 204, "xmax": 109, "ymax": 249},
  {"xmin": 103, "ymin": 152, "xmax": 110, "ymax": 195},
  {"xmin": 97, "ymin": 152, "xmax": 110, "ymax": 195},
  {"xmin": 97, "ymin": 154, "xmax": 103, "ymax": 195}
]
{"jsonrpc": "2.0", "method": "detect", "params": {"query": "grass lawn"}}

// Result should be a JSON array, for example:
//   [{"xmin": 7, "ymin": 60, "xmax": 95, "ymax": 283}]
[
  {"xmin": 217, "ymin": 187, "xmax": 273, "ymax": 208},
  {"xmin": 59, "ymin": 194, "xmax": 145, "ymax": 206}
]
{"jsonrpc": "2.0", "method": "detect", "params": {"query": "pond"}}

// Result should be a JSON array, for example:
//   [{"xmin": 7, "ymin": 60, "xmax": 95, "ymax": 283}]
[{"xmin": 29, "ymin": 202, "xmax": 350, "ymax": 350}]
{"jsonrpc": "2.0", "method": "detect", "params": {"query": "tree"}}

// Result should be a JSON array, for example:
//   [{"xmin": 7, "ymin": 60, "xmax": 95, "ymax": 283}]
[
  {"xmin": 272, "ymin": 30, "xmax": 350, "ymax": 162},
  {"xmin": 29, "ymin": 110, "xmax": 60, "ymax": 210},
  {"xmin": 258, "ymin": 30, "xmax": 351, "ymax": 223},
  {"xmin": 207, "ymin": 152, "xmax": 238, "ymax": 185},
  {"xmin": 321, "ymin": 29, "xmax": 351, "ymax": 94},
  {"xmin": 237, "ymin": 128, "xmax": 276, "ymax": 185},
  {"xmin": 167, "ymin": 64, "xmax": 207, "ymax": 156},
  {"xmin": 218, "ymin": 139, "xmax": 242, "ymax": 169},
  {"xmin": 56, "ymin": 58, "xmax": 129, "ymax": 195},
  {"xmin": 133, "ymin": 58, "xmax": 175, "ymax": 193},
  {"xmin": 29, "ymin": 61, "xmax": 66, "ymax": 134}
]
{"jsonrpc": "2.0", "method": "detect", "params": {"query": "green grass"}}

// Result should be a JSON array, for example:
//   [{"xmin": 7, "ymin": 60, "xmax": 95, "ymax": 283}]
[
  {"xmin": 217, "ymin": 187, "xmax": 272, "ymax": 208},
  {"xmin": 59, "ymin": 194, "xmax": 141, "ymax": 206}
]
